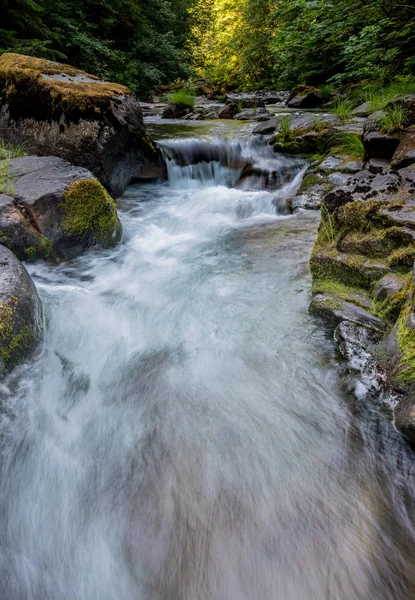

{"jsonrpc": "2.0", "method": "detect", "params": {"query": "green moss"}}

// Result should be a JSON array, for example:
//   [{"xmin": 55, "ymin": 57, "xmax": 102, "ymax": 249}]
[
  {"xmin": 374, "ymin": 274, "xmax": 410, "ymax": 324},
  {"xmin": 0, "ymin": 53, "xmax": 132, "ymax": 115},
  {"xmin": 0, "ymin": 296, "xmax": 34, "ymax": 368},
  {"xmin": 1, "ymin": 325, "xmax": 33, "ymax": 367},
  {"xmin": 388, "ymin": 245, "xmax": 415, "ymax": 270},
  {"xmin": 339, "ymin": 227, "xmax": 414, "ymax": 259},
  {"xmin": 299, "ymin": 173, "xmax": 323, "ymax": 193},
  {"xmin": 310, "ymin": 245, "xmax": 388, "ymax": 290},
  {"xmin": 61, "ymin": 179, "xmax": 122, "ymax": 247},
  {"xmin": 24, "ymin": 246, "xmax": 36, "ymax": 262},
  {"xmin": 337, "ymin": 199, "xmax": 398, "ymax": 232},
  {"xmin": 40, "ymin": 236, "xmax": 55, "ymax": 260},
  {"xmin": 0, "ymin": 230, "xmax": 10, "ymax": 246},
  {"xmin": 312, "ymin": 278, "xmax": 372, "ymax": 309},
  {"xmin": 396, "ymin": 279, "xmax": 415, "ymax": 385}
]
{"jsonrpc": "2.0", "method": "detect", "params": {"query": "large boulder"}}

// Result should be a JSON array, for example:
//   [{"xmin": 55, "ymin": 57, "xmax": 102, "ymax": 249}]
[
  {"xmin": 0, "ymin": 245, "xmax": 43, "ymax": 376},
  {"xmin": 0, "ymin": 53, "xmax": 166, "ymax": 197},
  {"xmin": 0, "ymin": 156, "xmax": 122, "ymax": 260},
  {"xmin": 286, "ymin": 87, "xmax": 324, "ymax": 109},
  {"xmin": 218, "ymin": 104, "xmax": 238, "ymax": 120},
  {"xmin": 363, "ymin": 131, "xmax": 400, "ymax": 159}
]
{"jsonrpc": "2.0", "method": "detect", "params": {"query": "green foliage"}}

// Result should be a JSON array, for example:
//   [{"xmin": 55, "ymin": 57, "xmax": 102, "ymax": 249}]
[
  {"xmin": 327, "ymin": 132, "xmax": 366, "ymax": 161},
  {"xmin": 366, "ymin": 76, "xmax": 415, "ymax": 113},
  {"xmin": 169, "ymin": 90, "xmax": 195, "ymax": 109},
  {"xmin": 319, "ymin": 85, "xmax": 334, "ymax": 101},
  {"xmin": 0, "ymin": 0, "xmax": 193, "ymax": 98},
  {"xmin": 379, "ymin": 104, "xmax": 408, "ymax": 134},
  {"xmin": 189, "ymin": 0, "xmax": 415, "ymax": 91}
]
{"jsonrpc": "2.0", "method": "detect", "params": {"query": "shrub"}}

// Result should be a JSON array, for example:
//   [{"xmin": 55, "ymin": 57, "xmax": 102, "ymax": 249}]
[
  {"xmin": 169, "ymin": 90, "xmax": 195, "ymax": 109},
  {"xmin": 319, "ymin": 85, "xmax": 334, "ymax": 101}
]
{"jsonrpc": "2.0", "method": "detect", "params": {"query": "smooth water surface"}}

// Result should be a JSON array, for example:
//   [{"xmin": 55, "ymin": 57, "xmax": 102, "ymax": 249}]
[{"xmin": 1, "ymin": 120, "xmax": 415, "ymax": 600}]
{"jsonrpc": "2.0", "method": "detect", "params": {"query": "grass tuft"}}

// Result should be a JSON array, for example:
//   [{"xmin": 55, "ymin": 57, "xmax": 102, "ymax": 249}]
[
  {"xmin": 0, "ymin": 139, "xmax": 27, "ymax": 160},
  {"xmin": 379, "ymin": 104, "xmax": 408, "ymax": 134},
  {"xmin": 331, "ymin": 100, "xmax": 354, "ymax": 124},
  {"xmin": 327, "ymin": 132, "xmax": 365, "ymax": 161},
  {"xmin": 169, "ymin": 90, "xmax": 195, "ymax": 109}
]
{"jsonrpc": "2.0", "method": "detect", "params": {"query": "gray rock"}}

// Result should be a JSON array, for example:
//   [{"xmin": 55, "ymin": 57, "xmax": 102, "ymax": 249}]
[
  {"xmin": 391, "ymin": 132, "xmax": 415, "ymax": 169},
  {"xmin": 363, "ymin": 131, "xmax": 400, "ymax": 159},
  {"xmin": 319, "ymin": 156, "xmax": 363, "ymax": 174},
  {"xmin": 373, "ymin": 274, "xmax": 407, "ymax": 302},
  {"xmin": 335, "ymin": 320, "xmax": 384, "ymax": 397},
  {"xmin": 366, "ymin": 158, "xmax": 390, "ymax": 174},
  {"xmin": 233, "ymin": 108, "xmax": 271, "ymax": 121},
  {"xmin": 0, "ymin": 54, "xmax": 166, "ymax": 197},
  {"xmin": 0, "ymin": 245, "xmax": 43, "ymax": 376},
  {"xmin": 253, "ymin": 118, "xmax": 278, "ymax": 135},
  {"xmin": 287, "ymin": 92, "xmax": 323, "ymax": 109},
  {"xmin": 218, "ymin": 104, "xmax": 238, "ymax": 119},
  {"xmin": 395, "ymin": 389, "xmax": 415, "ymax": 444},
  {"xmin": 162, "ymin": 104, "xmax": 193, "ymax": 119},
  {"xmin": 309, "ymin": 294, "xmax": 385, "ymax": 330},
  {"xmin": 363, "ymin": 110, "xmax": 387, "ymax": 133},
  {"xmin": 290, "ymin": 192, "xmax": 322, "ymax": 211},
  {"xmin": 225, "ymin": 94, "xmax": 265, "ymax": 109},
  {"xmin": 349, "ymin": 102, "xmax": 371, "ymax": 118},
  {"xmin": 1, "ymin": 156, "xmax": 122, "ymax": 260}
]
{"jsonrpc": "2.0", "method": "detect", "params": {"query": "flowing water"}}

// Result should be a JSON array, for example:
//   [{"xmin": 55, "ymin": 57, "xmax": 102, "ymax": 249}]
[{"xmin": 1, "ymin": 119, "xmax": 415, "ymax": 600}]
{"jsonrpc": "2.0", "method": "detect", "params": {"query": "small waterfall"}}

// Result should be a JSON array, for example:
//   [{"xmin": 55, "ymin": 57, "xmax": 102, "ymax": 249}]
[{"xmin": 160, "ymin": 138, "xmax": 305, "ymax": 202}]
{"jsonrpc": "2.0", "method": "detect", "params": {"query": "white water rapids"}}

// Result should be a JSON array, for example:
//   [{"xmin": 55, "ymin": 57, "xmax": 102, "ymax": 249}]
[{"xmin": 1, "ymin": 120, "xmax": 415, "ymax": 599}]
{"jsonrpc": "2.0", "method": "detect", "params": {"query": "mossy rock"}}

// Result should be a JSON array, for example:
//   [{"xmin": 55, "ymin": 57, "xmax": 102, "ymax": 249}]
[
  {"xmin": 3, "ymin": 156, "xmax": 122, "ymax": 260},
  {"xmin": 309, "ymin": 293, "xmax": 384, "ymax": 330},
  {"xmin": 61, "ymin": 179, "xmax": 122, "ymax": 247},
  {"xmin": 0, "ymin": 53, "xmax": 166, "ymax": 196},
  {"xmin": 310, "ymin": 246, "xmax": 390, "ymax": 290},
  {"xmin": 338, "ymin": 227, "xmax": 414, "ymax": 259},
  {"xmin": 0, "ymin": 245, "xmax": 43, "ymax": 376}
]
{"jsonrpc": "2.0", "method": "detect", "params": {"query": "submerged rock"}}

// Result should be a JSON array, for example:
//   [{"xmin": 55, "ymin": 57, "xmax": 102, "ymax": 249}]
[
  {"xmin": 0, "ymin": 53, "xmax": 166, "ymax": 196},
  {"xmin": 0, "ymin": 156, "xmax": 122, "ymax": 260},
  {"xmin": 0, "ymin": 245, "xmax": 43, "ymax": 376}
]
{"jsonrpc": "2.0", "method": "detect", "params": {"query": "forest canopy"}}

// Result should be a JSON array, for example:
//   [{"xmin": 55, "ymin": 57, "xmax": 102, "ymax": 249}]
[{"xmin": 1, "ymin": 0, "xmax": 414, "ymax": 97}]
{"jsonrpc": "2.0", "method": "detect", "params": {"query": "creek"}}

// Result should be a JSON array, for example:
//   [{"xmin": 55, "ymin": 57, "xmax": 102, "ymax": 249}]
[{"xmin": 1, "ymin": 118, "xmax": 415, "ymax": 600}]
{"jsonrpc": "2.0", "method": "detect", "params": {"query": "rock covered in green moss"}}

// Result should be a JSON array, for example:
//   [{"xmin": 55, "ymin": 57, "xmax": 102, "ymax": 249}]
[
  {"xmin": 0, "ymin": 53, "xmax": 166, "ymax": 196},
  {"xmin": 271, "ymin": 113, "xmax": 341, "ymax": 155},
  {"xmin": 0, "ymin": 156, "xmax": 122, "ymax": 260},
  {"xmin": 0, "ymin": 245, "xmax": 43, "ymax": 376}
]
